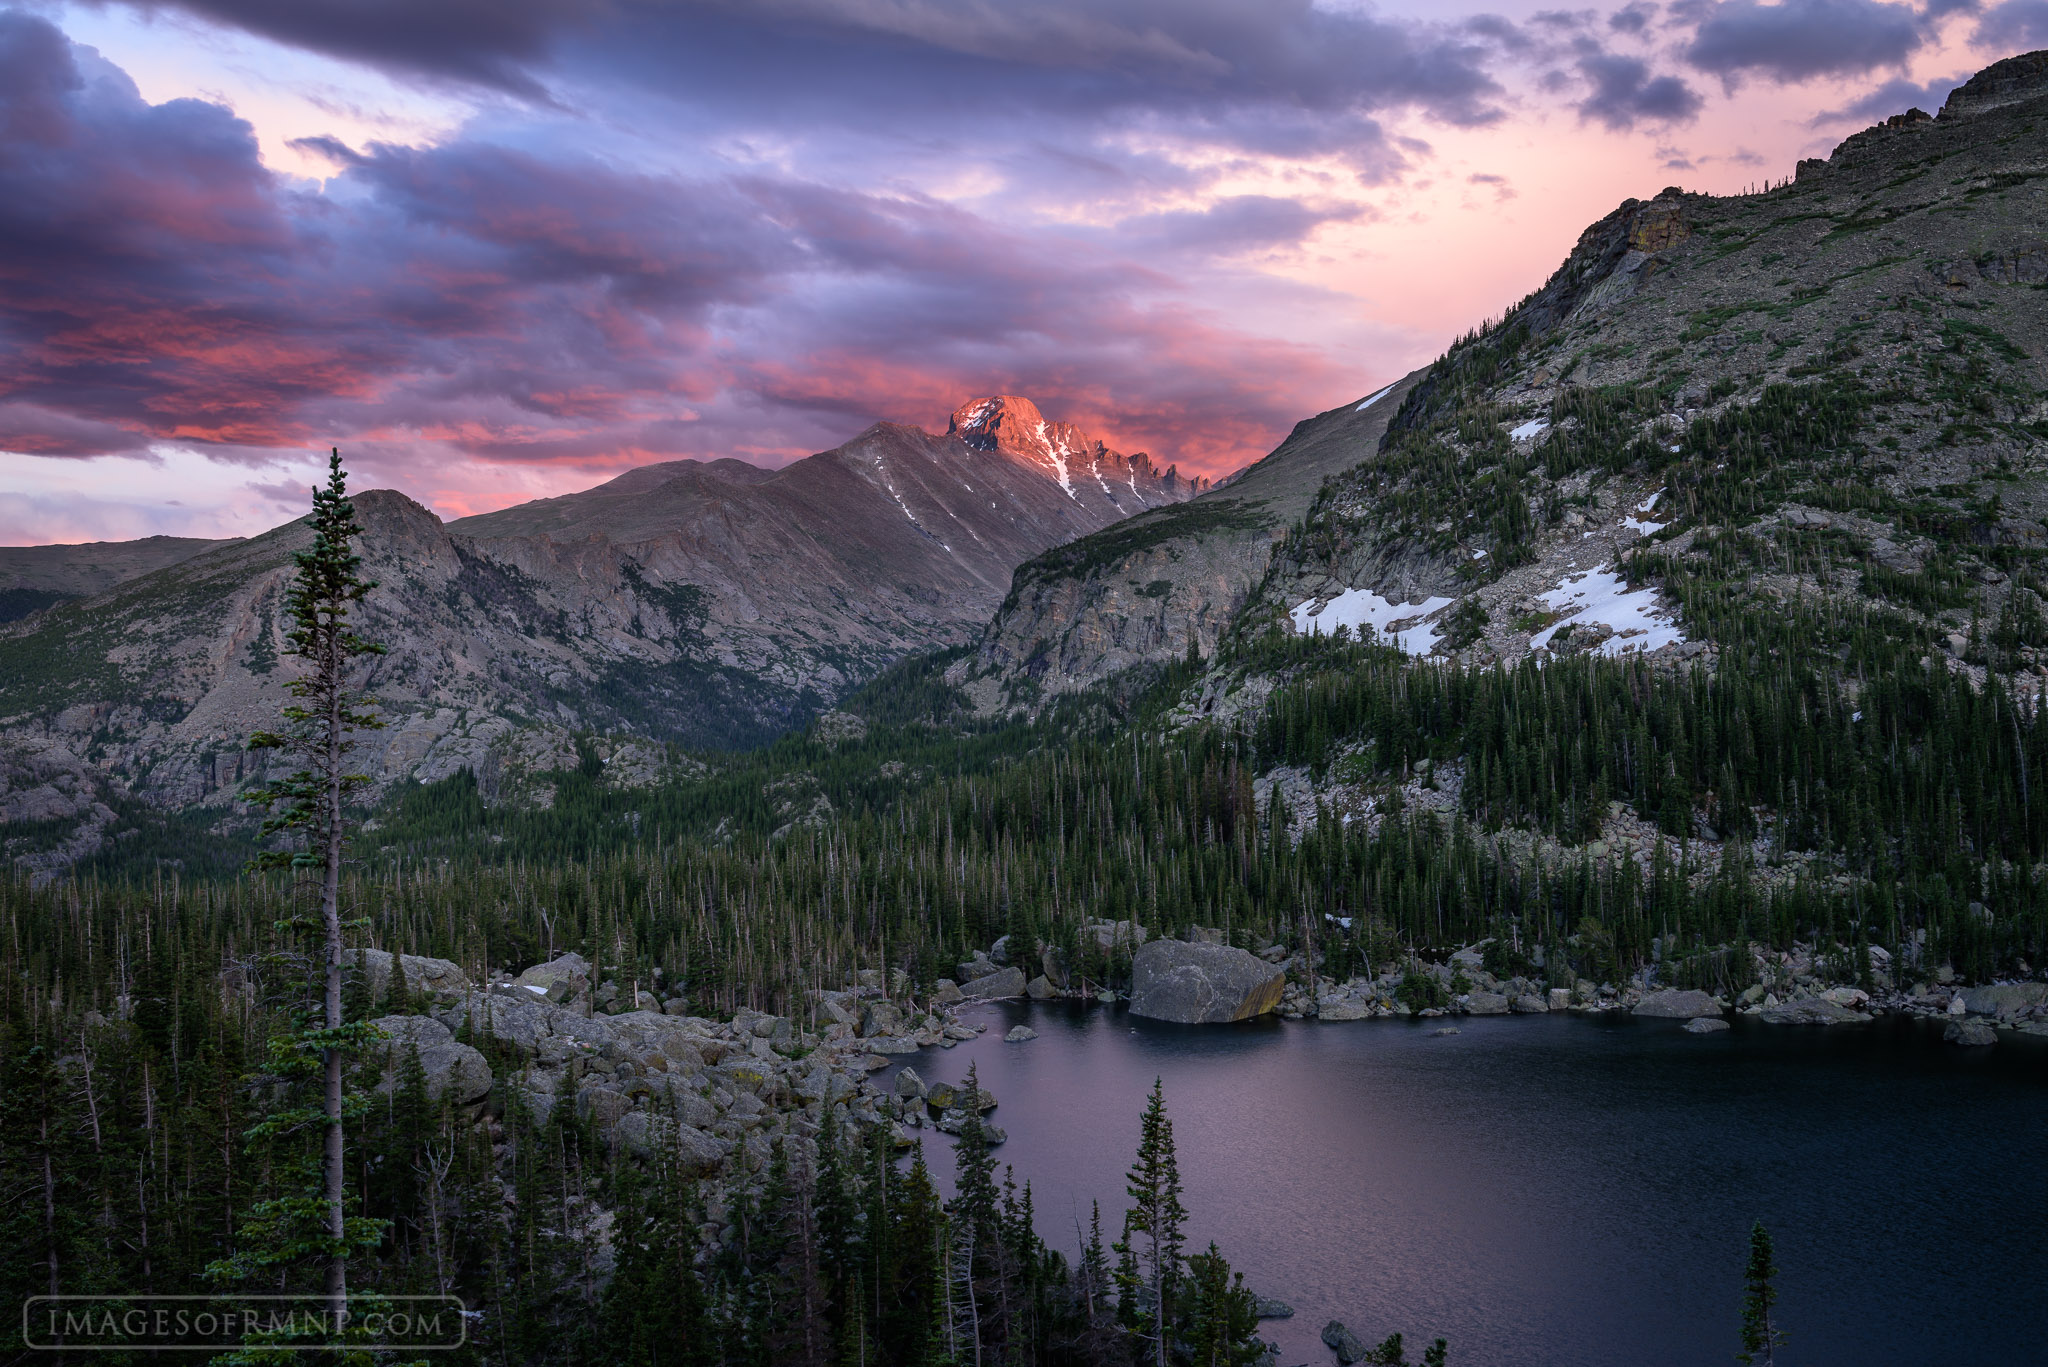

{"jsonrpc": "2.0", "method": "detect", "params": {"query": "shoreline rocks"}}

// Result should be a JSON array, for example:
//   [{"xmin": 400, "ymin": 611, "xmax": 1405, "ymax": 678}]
[
  {"xmin": 1321, "ymin": 1320, "xmax": 1368, "ymax": 1364},
  {"xmin": 1757, "ymin": 998, "xmax": 1871, "ymax": 1026}
]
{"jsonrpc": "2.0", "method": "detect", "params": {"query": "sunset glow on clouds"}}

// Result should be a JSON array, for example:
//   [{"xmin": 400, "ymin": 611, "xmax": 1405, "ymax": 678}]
[{"xmin": 1, "ymin": 0, "xmax": 2042, "ymax": 541}]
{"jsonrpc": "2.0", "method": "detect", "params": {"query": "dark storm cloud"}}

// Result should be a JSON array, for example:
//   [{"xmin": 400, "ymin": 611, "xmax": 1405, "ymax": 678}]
[
  {"xmin": 1681, "ymin": 0, "xmax": 1927, "ymax": 84},
  {"xmin": 1576, "ymin": 51, "xmax": 1706, "ymax": 127},
  {"xmin": 98, "ymin": 0, "xmax": 1509, "ymax": 148},
  {"xmin": 89, "ymin": 0, "xmax": 598, "ymax": 99},
  {"xmin": 0, "ymin": 10, "xmax": 1353, "ymax": 477}
]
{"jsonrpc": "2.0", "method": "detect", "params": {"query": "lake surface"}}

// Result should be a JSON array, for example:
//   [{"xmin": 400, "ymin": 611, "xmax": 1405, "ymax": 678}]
[{"xmin": 905, "ymin": 1001, "xmax": 2048, "ymax": 1366}]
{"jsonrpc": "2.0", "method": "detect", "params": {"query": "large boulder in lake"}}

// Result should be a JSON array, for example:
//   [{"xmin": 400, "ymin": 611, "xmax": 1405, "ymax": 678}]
[
  {"xmin": 1944, "ymin": 1017, "xmax": 1997, "ymax": 1046},
  {"xmin": 1634, "ymin": 989, "xmax": 1723, "ymax": 1019},
  {"xmin": 958, "ymin": 966, "xmax": 1027, "ymax": 999},
  {"xmin": 1321, "ymin": 1321, "xmax": 1369, "ymax": 1364},
  {"xmin": 1128, "ymin": 940, "xmax": 1285, "ymax": 1024}
]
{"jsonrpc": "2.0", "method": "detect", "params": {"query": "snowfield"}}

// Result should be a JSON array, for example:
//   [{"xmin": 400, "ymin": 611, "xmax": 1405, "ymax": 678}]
[
  {"xmin": 1530, "ymin": 567, "xmax": 1683, "ymax": 656},
  {"xmin": 1290, "ymin": 589, "xmax": 1455, "ymax": 655}
]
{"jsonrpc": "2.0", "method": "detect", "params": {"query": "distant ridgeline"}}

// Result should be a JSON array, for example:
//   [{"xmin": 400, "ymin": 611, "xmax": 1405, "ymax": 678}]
[{"xmin": 7, "ymin": 53, "xmax": 2048, "ymax": 989}]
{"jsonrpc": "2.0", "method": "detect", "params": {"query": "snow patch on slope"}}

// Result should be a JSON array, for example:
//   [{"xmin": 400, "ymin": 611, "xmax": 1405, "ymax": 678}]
[
  {"xmin": 1291, "ymin": 589, "xmax": 1455, "ymax": 655},
  {"xmin": 1530, "ymin": 567, "xmax": 1681, "ymax": 656},
  {"xmin": 1354, "ymin": 383, "xmax": 1396, "ymax": 412}
]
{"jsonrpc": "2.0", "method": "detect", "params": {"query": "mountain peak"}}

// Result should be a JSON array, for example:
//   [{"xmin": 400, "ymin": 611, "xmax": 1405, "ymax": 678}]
[
  {"xmin": 943, "ymin": 394, "xmax": 1208, "ymax": 501},
  {"xmin": 947, "ymin": 395, "xmax": 1091, "ymax": 461}
]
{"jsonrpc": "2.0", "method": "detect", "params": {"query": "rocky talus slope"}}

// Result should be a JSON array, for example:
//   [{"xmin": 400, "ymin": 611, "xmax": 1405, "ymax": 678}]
[{"xmin": 0, "ymin": 396, "xmax": 1204, "ymax": 869}]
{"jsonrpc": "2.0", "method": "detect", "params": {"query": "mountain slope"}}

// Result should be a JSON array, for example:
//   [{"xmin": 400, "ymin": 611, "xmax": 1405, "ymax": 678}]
[
  {"xmin": 0, "ymin": 396, "xmax": 1206, "ymax": 859},
  {"xmin": 954, "ymin": 373, "xmax": 1422, "ymax": 703},
  {"xmin": 0, "ymin": 534, "xmax": 237, "ymax": 621},
  {"xmin": 1244, "ymin": 50, "xmax": 2048, "ymax": 674},
  {"xmin": 967, "ymin": 50, "xmax": 2048, "ymax": 707}
]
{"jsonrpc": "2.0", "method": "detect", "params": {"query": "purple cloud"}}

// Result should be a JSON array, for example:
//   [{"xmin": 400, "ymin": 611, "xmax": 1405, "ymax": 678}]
[
  {"xmin": 1975, "ymin": 0, "xmax": 2048, "ymax": 44},
  {"xmin": 1683, "ymin": 0, "xmax": 1927, "ymax": 84},
  {"xmin": 0, "ymin": 10, "xmax": 1364, "ymax": 486},
  {"xmin": 1577, "ymin": 51, "xmax": 1706, "ymax": 128}
]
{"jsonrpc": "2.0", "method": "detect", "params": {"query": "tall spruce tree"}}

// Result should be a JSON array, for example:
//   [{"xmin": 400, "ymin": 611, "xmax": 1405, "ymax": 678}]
[
  {"xmin": 1737, "ymin": 1220, "xmax": 1785, "ymax": 1367},
  {"xmin": 236, "ymin": 449, "xmax": 388, "ymax": 1321},
  {"xmin": 1116, "ymin": 1077, "xmax": 1187, "ymax": 1367}
]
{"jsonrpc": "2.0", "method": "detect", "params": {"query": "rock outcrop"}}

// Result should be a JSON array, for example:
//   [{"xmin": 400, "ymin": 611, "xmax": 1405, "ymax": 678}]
[
  {"xmin": 371, "ymin": 1014, "xmax": 493, "ymax": 1104},
  {"xmin": 957, "ymin": 966, "xmax": 1027, "ymax": 999},
  {"xmin": 1944, "ymin": 1017, "xmax": 1998, "ymax": 1046},
  {"xmin": 1633, "ymin": 989, "xmax": 1724, "ymax": 1019},
  {"xmin": 1960, "ymin": 982, "xmax": 2048, "ymax": 1017},
  {"xmin": 1127, "ymin": 940, "xmax": 1285, "ymax": 1024}
]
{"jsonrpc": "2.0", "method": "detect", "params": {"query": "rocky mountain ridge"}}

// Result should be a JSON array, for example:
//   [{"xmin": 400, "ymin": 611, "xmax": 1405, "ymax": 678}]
[{"xmin": 0, "ymin": 397, "xmax": 1205, "ymax": 871}]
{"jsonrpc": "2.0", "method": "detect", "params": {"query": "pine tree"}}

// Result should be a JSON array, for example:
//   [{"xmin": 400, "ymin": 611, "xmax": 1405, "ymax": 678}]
[
  {"xmin": 1737, "ymin": 1220, "xmax": 1785, "ymax": 1367},
  {"xmin": 238, "ymin": 448, "xmax": 388, "ymax": 1323},
  {"xmin": 1184, "ymin": 1242, "xmax": 1258, "ymax": 1367},
  {"xmin": 1116, "ymin": 1077, "xmax": 1187, "ymax": 1367}
]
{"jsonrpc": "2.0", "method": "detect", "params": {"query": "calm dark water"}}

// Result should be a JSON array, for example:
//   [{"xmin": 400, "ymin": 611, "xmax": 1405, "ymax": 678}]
[{"xmin": 907, "ymin": 1002, "xmax": 2048, "ymax": 1366}]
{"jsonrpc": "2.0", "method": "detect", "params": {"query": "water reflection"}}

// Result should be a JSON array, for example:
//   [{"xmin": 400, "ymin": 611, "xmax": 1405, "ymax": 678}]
[{"xmin": 907, "ymin": 1003, "xmax": 2048, "ymax": 1366}]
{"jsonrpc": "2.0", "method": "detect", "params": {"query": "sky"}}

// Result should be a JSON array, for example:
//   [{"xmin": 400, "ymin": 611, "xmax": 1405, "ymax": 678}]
[{"xmin": 0, "ymin": 0, "xmax": 2042, "ymax": 543}]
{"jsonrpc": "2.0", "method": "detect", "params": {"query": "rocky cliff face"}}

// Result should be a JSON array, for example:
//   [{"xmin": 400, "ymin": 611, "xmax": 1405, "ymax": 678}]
[
  {"xmin": 954, "ymin": 371, "xmax": 1420, "ymax": 705},
  {"xmin": 0, "ymin": 397, "xmax": 1205, "ymax": 865}
]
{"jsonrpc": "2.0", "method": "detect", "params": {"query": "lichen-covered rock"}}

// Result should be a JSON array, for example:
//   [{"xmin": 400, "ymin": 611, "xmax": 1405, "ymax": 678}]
[
  {"xmin": 1944, "ymin": 1017, "xmax": 1998, "ymax": 1046},
  {"xmin": 1960, "ymin": 982, "xmax": 2048, "ymax": 1017},
  {"xmin": 1463, "ymin": 992, "xmax": 1510, "ymax": 1015},
  {"xmin": 514, "ymin": 951, "xmax": 592, "ymax": 1002},
  {"xmin": 1633, "ymin": 989, "xmax": 1723, "ymax": 1019},
  {"xmin": 351, "ymin": 949, "xmax": 472, "ymax": 1003},
  {"xmin": 1127, "ymin": 940, "xmax": 1285, "ymax": 1024},
  {"xmin": 958, "ymin": 966, "xmax": 1027, "ymax": 999},
  {"xmin": 1078, "ymin": 919, "xmax": 1149, "ymax": 955},
  {"xmin": 371, "ymin": 1014, "xmax": 493, "ymax": 1104}
]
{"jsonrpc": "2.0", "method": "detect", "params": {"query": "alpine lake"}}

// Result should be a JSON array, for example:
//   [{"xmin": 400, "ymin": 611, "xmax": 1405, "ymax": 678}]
[{"xmin": 905, "ymin": 1000, "xmax": 2048, "ymax": 1366}]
